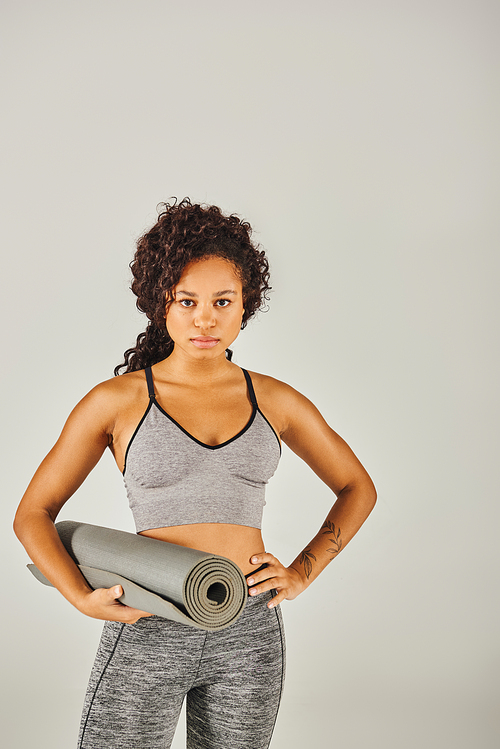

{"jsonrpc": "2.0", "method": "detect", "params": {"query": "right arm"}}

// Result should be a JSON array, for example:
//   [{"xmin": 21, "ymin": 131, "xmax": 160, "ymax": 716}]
[{"xmin": 13, "ymin": 380, "xmax": 150, "ymax": 623}]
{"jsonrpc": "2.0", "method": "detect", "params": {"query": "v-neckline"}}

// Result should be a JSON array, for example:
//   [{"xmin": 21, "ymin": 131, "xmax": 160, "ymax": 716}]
[
  {"xmin": 150, "ymin": 398, "xmax": 258, "ymax": 450},
  {"xmin": 146, "ymin": 365, "xmax": 258, "ymax": 450}
]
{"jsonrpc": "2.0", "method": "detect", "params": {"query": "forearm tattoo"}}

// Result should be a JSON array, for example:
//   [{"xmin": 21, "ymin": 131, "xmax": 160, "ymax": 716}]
[
  {"xmin": 322, "ymin": 520, "xmax": 343, "ymax": 557},
  {"xmin": 298, "ymin": 522, "xmax": 343, "ymax": 579},
  {"xmin": 299, "ymin": 548, "xmax": 317, "ymax": 579}
]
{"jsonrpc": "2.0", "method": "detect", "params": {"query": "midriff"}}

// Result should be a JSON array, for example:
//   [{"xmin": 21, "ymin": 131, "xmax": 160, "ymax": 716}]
[{"xmin": 139, "ymin": 524, "xmax": 265, "ymax": 576}]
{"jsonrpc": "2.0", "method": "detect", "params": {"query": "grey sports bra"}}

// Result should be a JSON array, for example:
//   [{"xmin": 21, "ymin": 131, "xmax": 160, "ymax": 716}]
[{"xmin": 123, "ymin": 367, "xmax": 281, "ymax": 532}]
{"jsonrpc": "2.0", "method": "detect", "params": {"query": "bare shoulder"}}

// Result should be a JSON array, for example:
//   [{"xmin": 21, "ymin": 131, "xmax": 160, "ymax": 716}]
[
  {"xmin": 83, "ymin": 369, "xmax": 146, "ymax": 404},
  {"xmin": 247, "ymin": 370, "xmax": 307, "ymax": 404},
  {"xmin": 66, "ymin": 370, "xmax": 147, "ymax": 434},
  {"xmin": 246, "ymin": 370, "xmax": 324, "ymax": 437}
]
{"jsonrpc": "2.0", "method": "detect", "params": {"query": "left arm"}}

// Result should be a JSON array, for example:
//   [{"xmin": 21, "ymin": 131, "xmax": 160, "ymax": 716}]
[{"xmin": 247, "ymin": 381, "xmax": 377, "ymax": 607}]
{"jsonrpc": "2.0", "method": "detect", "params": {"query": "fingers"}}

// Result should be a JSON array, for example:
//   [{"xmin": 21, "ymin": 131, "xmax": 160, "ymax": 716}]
[
  {"xmin": 247, "ymin": 553, "xmax": 277, "ymax": 590},
  {"xmin": 247, "ymin": 553, "xmax": 302, "ymax": 607},
  {"xmin": 79, "ymin": 586, "xmax": 152, "ymax": 623},
  {"xmin": 103, "ymin": 586, "xmax": 152, "ymax": 622},
  {"xmin": 107, "ymin": 585, "xmax": 123, "ymax": 601},
  {"xmin": 250, "ymin": 552, "xmax": 275, "ymax": 567}
]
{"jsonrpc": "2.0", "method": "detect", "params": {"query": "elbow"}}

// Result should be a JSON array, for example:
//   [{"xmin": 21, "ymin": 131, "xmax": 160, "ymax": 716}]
[
  {"xmin": 366, "ymin": 477, "xmax": 377, "ymax": 513},
  {"xmin": 13, "ymin": 504, "xmax": 52, "ymax": 545},
  {"xmin": 13, "ymin": 505, "xmax": 24, "ymax": 540},
  {"xmin": 337, "ymin": 475, "xmax": 377, "ymax": 517},
  {"xmin": 354, "ymin": 475, "xmax": 377, "ymax": 518},
  {"xmin": 13, "ymin": 505, "xmax": 29, "ymax": 543}
]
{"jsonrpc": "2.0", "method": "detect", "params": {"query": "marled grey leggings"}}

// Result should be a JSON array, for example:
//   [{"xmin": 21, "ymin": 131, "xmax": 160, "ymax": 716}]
[{"xmin": 78, "ymin": 591, "xmax": 286, "ymax": 749}]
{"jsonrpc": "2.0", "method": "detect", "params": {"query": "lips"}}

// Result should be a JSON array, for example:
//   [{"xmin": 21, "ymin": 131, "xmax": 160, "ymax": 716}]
[{"xmin": 190, "ymin": 336, "xmax": 220, "ymax": 349}]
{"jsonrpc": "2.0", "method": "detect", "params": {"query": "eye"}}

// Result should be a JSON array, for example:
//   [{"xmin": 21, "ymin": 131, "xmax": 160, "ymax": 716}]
[
  {"xmin": 215, "ymin": 299, "xmax": 231, "ymax": 307},
  {"xmin": 179, "ymin": 299, "xmax": 195, "ymax": 307}
]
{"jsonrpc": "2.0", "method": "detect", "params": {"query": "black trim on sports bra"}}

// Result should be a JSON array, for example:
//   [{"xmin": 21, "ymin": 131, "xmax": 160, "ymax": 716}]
[
  {"xmin": 123, "ymin": 366, "xmax": 281, "ymax": 472},
  {"xmin": 122, "ymin": 399, "xmax": 154, "ymax": 475},
  {"xmin": 242, "ymin": 369, "xmax": 280, "ymax": 450},
  {"xmin": 152, "ymin": 401, "xmax": 257, "ymax": 451}
]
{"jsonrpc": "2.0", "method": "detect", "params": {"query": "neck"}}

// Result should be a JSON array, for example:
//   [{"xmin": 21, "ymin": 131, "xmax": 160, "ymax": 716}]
[{"xmin": 154, "ymin": 346, "xmax": 235, "ymax": 384}]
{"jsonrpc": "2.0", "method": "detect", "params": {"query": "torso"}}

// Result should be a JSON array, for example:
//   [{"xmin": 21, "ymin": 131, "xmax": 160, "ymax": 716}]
[
  {"xmin": 106, "ymin": 362, "xmax": 282, "ymax": 575},
  {"xmin": 139, "ymin": 525, "xmax": 265, "ymax": 575}
]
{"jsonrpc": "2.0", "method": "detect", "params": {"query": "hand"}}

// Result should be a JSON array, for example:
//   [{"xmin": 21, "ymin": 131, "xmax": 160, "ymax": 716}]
[
  {"xmin": 76, "ymin": 585, "xmax": 152, "ymax": 623},
  {"xmin": 246, "ymin": 552, "xmax": 306, "ymax": 608}
]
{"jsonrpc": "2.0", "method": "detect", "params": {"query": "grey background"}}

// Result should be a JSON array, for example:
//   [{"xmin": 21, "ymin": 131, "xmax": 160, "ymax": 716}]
[{"xmin": 1, "ymin": 1, "xmax": 498, "ymax": 747}]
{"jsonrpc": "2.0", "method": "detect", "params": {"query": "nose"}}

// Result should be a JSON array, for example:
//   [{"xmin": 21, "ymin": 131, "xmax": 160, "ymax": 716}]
[{"xmin": 194, "ymin": 303, "xmax": 216, "ymax": 329}]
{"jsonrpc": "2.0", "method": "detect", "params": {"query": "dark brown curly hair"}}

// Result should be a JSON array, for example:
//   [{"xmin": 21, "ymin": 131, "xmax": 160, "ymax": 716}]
[{"xmin": 114, "ymin": 198, "xmax": 271, "ymax": 374}]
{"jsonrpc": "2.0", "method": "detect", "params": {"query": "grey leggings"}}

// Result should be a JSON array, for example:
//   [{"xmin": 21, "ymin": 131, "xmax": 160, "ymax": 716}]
[{"xmin": 78, "ymin": 591, "xmax": 286, "ymax": 749}]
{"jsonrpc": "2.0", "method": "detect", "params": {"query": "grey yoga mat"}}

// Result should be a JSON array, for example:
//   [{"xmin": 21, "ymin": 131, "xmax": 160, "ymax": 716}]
[{"xmin": 28, "ymin": 521, "xmax": 248, "ymax": 630}]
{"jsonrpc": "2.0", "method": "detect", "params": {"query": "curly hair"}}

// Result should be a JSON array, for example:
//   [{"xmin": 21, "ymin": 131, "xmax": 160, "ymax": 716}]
[{"xmin": 115, "ymin": 198, "xmax": 271, "ymax": 374}]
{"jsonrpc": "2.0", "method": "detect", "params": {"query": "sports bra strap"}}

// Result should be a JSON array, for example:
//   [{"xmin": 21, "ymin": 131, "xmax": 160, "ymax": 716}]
[
  {"xmin": 145, "ymin": 367, "xmax": 156, "ymax": 400},
  {"xmin": 242, "ymin": 368, "xmax": 258, "ymax": 408},
  {"xmin": 146, "ymin": 366, "xmax": 256, "ymax": 406}
]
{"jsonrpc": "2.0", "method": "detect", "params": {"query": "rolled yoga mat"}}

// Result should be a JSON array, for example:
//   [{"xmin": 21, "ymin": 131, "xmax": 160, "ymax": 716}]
[{"xmin": 28, "ymin": 521, "xmax": 248, "ymax": 630}]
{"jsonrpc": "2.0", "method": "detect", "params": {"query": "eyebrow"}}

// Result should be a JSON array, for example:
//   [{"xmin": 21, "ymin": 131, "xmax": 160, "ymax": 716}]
[{"xmin": 175, "ymin": 289, "xmax": 238, "ymax": 298}]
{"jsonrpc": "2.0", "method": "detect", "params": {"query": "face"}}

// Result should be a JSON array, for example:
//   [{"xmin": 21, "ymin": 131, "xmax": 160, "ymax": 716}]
[{"xmin": 165, "ymin": 257, "xmax": 244, "ymax": 359}]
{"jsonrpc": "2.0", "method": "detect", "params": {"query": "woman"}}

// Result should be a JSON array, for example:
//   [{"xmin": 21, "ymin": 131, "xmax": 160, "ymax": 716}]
[{"xmin": 14, "ymin": 198, "xmax": 376, "ymax": 749}]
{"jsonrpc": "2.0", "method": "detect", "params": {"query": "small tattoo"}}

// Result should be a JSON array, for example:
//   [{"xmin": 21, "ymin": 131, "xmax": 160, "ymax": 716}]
[
  {"xmin": 322, "ymin": 520, "xmax": 343, "ymax": 557},
  {"xmin": 299, "ymin": 547, "xmax": 317, "ymax": 579}
]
